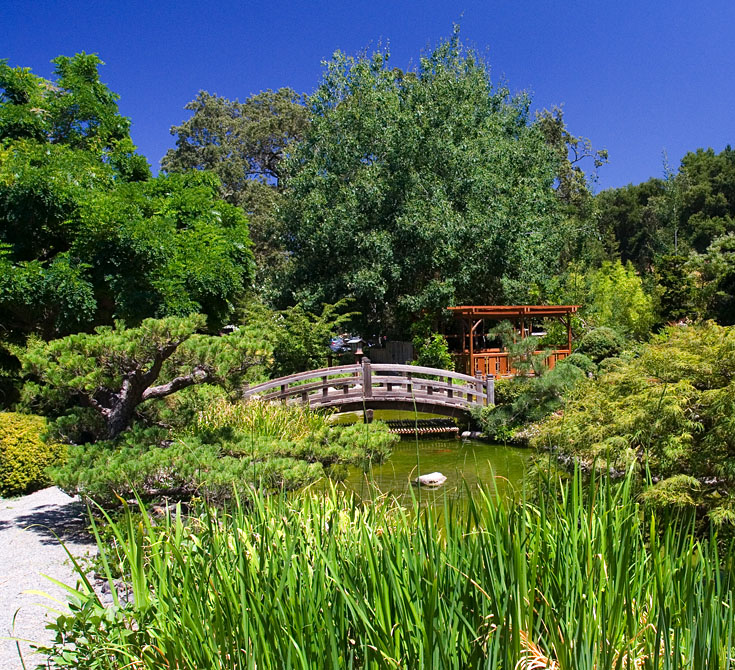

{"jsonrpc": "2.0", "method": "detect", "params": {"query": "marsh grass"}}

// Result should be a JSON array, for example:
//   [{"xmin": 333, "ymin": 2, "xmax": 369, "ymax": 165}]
[
  {"xmin": 194, "ymin": 397, "xmax": 333, "ymax": 441},
  {"xmin": 41, "ymin": 472, "xmax": 735, "ymax": 669}
]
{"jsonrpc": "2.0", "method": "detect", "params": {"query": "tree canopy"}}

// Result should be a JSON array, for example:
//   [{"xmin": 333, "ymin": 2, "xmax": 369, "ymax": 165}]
[
  {"xmin": 162, "ymin": 89, "xmax": 308, "ymax": 292},
  {"xmin": 0, "ymin": 54, "xmax": 254, "ymax": 342},
  {"xmin": 278, "ymin": 31, "xmax": 563, "ymax": 334}
]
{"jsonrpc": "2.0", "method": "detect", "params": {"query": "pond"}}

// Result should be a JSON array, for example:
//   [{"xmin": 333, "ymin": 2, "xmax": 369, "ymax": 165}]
[{"xmin": 333, "ymin": 410, "xmax": 529, "ymax": 502}]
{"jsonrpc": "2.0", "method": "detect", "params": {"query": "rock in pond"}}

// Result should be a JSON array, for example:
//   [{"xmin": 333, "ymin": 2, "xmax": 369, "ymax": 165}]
[{"xmin": 413, "ymin": 472, "xmax": 447, "ymax": 488}]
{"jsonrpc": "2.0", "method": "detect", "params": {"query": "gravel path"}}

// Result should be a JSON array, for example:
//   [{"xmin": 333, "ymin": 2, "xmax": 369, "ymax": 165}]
[{"xmin": 0, "ymin": 487, "xmax": 96, "ymax": 669}]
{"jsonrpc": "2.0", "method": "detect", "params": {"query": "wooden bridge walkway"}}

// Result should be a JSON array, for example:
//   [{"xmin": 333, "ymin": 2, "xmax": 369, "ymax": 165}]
[{"xmin": 242, "ymin": 359, "xmax": 494, "ymax": 418}]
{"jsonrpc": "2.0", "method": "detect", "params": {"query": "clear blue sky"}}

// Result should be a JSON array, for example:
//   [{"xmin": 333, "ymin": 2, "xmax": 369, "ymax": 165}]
[{"xmin": 3, "ymin": 0, "xmax": 733, "ymax": 191}]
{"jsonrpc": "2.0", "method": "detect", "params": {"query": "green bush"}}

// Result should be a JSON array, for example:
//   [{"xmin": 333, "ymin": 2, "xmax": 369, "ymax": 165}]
[
  {"xmin": 52, "ymin": 404, "xmax": 398, "ymax": 507},
  {"xmin": 560, "ymin": 352, "xmax": 597, "ymax": 376},
  {"xmin": 0, "ymin": 412, "xmax": 66, "ymax": 496},
  {"xmin": 413, "ymin": 333, "xmax": 453, "ymax": 371},
  {"xmin": 533, "ymin": 322, "xmax": 735, "ymax": 522},
  {"xmin": 477, "ymin": 364, "xmax": 586, "ymax": 442},
  {"xmin": 492, "ymin": 376, "xmax": 535, "ymax": 406},
  {"xmin": 587, "ymin": 260, "xmax": 657, "ymax": 339},
  {"xmin": 575, "ymin": 326, "xmax": 625, "ymax": 363}
]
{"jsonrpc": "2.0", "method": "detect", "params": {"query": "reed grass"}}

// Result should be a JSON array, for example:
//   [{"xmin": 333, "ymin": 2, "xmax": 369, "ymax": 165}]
[
  {"xmin": 43, "ymin": 472, "xmax": 735, "ymax": 669},
  {"xmin": 194, "ymin": 397, "xmax": 333, "ymax": 442}
]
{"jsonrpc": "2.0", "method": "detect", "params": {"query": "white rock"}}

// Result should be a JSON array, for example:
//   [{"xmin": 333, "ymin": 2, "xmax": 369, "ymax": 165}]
[{"xmin": 413, "ymin": 472, "xmax": 447, "ymax": 488}]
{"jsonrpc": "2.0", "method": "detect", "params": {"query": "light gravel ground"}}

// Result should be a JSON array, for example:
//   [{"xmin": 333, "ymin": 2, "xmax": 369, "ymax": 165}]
[{"xmin": 0, "ymin": 487, "xmax": 95, "ymax": 670}]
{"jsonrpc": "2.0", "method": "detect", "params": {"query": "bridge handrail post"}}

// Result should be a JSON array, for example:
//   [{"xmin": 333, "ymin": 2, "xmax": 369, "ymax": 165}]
[
  {"xmin": 474, "ymin": 373, "xmax": 483, "ymax": 404},
  {"xmin": 362, "ymin": 357, "xmax": 372, "ymax": 399},
  {"xmin": 486, "ymin": 375, "xmax": 495, "ymax": 406}
]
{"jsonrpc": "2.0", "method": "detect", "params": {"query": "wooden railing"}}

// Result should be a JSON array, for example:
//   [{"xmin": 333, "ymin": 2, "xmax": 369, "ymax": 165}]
[
  {"xmin": 242, "ymin": 359, "xmax": 494, "ymax": 413},
  {"xmin": 454, "ymin": 349, "xmax": 571, "ymax": 378}
]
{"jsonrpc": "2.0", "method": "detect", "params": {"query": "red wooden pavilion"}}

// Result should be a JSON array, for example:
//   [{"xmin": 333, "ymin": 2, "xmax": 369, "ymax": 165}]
[{"xmin": 447, "ymin": 305, "xmax": 579, "ymax": 378}]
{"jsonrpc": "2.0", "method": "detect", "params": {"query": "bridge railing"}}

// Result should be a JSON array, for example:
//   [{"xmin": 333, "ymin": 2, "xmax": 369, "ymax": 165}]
[{"xmin": 242, "ymin": 359, "xmax": 494, "ymax": 411}]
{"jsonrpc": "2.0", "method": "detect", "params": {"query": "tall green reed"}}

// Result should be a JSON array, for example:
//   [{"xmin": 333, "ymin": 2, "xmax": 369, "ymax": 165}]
[
  {"xmin": 41, "ymin": 471, "xmax": 735, "ymax": 669},
  {"xmin": 194, "ymin": 397, "xmax": 333, "ymax": 442}
]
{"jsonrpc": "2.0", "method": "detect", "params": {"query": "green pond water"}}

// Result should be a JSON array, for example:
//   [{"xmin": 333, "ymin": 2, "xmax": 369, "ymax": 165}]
[{"xmin": 333, "ymin": 410, "xmax": 529, "ymax": 502}]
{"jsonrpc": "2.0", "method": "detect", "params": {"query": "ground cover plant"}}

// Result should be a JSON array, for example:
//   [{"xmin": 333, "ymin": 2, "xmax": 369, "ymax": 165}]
[{"xmin": 40, "ymin": 472, "xmax": 735, "ymax": 669}]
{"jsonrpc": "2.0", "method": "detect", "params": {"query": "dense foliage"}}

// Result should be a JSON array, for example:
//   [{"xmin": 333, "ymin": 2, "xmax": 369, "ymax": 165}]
[
  {"xmin": 575, "ymin": 326, "xmax": 625, "ymax": 363},
  {"xmin": 162, "ymin": 89, "xmax": 307, "ymax": 292},
  {"xmin": 0, "ymin": 412, "xmax": 65, "ymax": 496},
  {"xmin": 42, "ymin": 474, "xmax": 735, "ymax": 669},
  {"xmin": 266, "ymin": 299, "xmax": 357, "ymax": 377},
  {"xmin": 18, "ymin": 315, "xmax": 270, "ymax": 441},
  {"xmin": 0, "ymin": 55, "xmax": 254, "ymax": 346},
  {"xmin": 589, "ymin": 146, "xmax": 735, "ymax": 324},
  {"xmin": 280, "ymin": 30, "xmax": 562, "ymax": 333},
  {"xmin": 53, "ymin": 401, "xmax": 397, "ymax": 507},
  {"xmin": 476, "ymin": 361, "xmax": 586, "ymax": 443},
  {"xmin": 533, "ymin": 322, "xmax": 735, "ymax": 523},
  {"xmin": 413, "ymin": 333, "xmax": 453, "ymax": 371}
]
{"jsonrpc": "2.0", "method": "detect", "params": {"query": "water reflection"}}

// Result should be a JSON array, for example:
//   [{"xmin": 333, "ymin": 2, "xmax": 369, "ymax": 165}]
[{"xmin": 334, "ymin": 410, "xmax": 529, "ymax": 503}]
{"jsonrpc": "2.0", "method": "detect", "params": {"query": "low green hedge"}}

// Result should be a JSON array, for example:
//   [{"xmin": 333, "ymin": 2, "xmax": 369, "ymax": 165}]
[{"xmin": 0, "ymin": 412, "xmax": 66, "ymax": 497}]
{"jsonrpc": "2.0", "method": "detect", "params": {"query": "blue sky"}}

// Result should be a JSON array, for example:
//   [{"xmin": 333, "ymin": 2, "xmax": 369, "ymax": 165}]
[{"xmin": 3, "ymin": 0, "xmax": 734, "ymax": 191}]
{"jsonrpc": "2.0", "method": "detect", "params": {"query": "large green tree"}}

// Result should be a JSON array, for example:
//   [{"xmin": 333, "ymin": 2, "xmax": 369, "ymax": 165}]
[
  {"xmin": 162, "ymin": 89, "xmax": 308, "ymax": 291},
  {"xmin": 279, "ymin": 31, "xmax": 563, "ymax": 334},
  {"xmin": 0, "ymin": 55, "xmax": 254, "ymax": 341},
  {"xmin": 535, "ymin": 106, "xmax": 609, "ymax": 266}
]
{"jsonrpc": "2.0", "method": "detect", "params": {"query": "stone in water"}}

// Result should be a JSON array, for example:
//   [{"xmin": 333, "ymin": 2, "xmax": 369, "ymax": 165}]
[{"xmin": 413, "ymin": 472, "xmax": 447, "ymax": 488}]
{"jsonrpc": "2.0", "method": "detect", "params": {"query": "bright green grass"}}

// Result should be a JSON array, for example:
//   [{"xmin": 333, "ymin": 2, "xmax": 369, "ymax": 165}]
[{"xmin": 42, "ymin": 472, "xmax": 735, "ymax": 669}]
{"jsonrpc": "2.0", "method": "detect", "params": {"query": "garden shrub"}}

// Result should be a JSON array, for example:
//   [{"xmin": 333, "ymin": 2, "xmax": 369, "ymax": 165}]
[
  {"xmin": 492, "ymin": 376, "xmax": 535, "ymax": 407},
  {"xmin": 412, "ymin": 333, "xmax": 453, "ymax": 371},
  {"xmin": 587, "ymin": 260, "xmax": 656, "ymax": 339},
  {"xmin": 575, "ymin": 326, "xmax": 625, "ymax": 363},
  {"xmin": 561, "ymin": 352, "xmax": 597, "ymax": 376},
  {"xmin": 477, "ymin": 364, "xmax": 586, "ymax": 442},
  {"xmin": 0, "ymin": 412, "xmax": 66, "ymax": 496},
  {"xmin": 52, "ymin": 403, "xmax": 398, "ymax": 507},
  {"xmin": 532, "ymin": 322, "xmax": 735, "ymax": 522}
]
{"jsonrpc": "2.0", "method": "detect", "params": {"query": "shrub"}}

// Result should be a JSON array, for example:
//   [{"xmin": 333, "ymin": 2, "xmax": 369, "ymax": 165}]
[
  {"xmin": 575, "ymin": 326, "xmax": 625, "ymax": 363},
  {"xmin": 0, "ymin": 412, "xmax": 66, "ymax": 496},
  {"xmin": 52, "ymin": 403, "xmax": 398, "ymax": 507},
  {"xmin": 492, "ymin": 376, "xmax": 535, "ymax": 406},
  {"xmin": 477, "ymin": 364, "xmax": 586, "ymax": 442},
  {"xmin": 560, "ymin": 352, "xmax": 597, "ymax": 376},
  {"xmin": 413, "ymin": 333, "xmax": 453, "ymax": 371},
  {"xmin": 587, "ymin": 260, "xmax": 656, "ymax": 339},
  {"xmin": 533, "ymin": 322, "xmax": 735, "ymax": 522}
]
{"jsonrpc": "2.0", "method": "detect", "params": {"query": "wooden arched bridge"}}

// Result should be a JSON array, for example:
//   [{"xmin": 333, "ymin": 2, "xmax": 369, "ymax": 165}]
[{"xmin": 242, "ymin": 359, "xmax": 494, "ymax": 418}]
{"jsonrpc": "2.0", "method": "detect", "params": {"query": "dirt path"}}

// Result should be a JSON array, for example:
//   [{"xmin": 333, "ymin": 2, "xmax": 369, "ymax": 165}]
[{"xmin": 0, "ymin": 487, "xmax": 95, "ymax": 669}]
